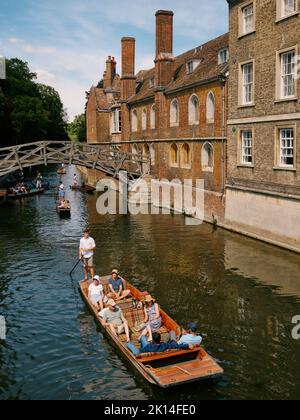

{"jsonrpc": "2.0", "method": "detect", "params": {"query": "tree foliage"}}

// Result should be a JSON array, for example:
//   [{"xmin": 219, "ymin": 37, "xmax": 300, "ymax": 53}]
[
  {"xmin": 67, "ymin": 114, "xmax": 86, "ymax": 143},
  {"xmin": 0, "ymin": 58, "xmax": 69, "ymax": 146}
]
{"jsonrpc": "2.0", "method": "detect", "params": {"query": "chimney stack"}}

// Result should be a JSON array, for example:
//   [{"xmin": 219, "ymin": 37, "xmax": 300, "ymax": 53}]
[
  {"xmin": 155, "ymin": 10, "xmax": 174, "ymax": 88},
  {"xmin": 103, "ymin": 56, "xmax": 117, "ymax": 89},
  {"xmin": 156, "ymin": 10, "xmax": 174, "ymax": 57},
  {"xmin": 121, "ymin": 37, "xmax": 136, "ymax": 100}
]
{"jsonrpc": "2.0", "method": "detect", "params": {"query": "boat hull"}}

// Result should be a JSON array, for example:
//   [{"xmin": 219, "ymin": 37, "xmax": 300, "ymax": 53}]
[
  {"xmin": 6, "ymin": 189, "xmax": 45, "ymax": 200},
  {"xmin": 79, "ymin": 277, "xmax": 224, "ymax": 388}
]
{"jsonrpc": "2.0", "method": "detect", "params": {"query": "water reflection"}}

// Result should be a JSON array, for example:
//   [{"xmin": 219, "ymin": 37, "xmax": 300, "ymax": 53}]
[{"xmin": 0, "ymin": 167, "xmax": 300, "ymax": 400}]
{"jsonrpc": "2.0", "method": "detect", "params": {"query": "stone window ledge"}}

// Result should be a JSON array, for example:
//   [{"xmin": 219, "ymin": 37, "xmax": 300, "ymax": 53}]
[
  {"xmin": 276, "ymin": 12, "xmax": 299, "ymax": 24},
  {"xmin": 237, "ymin": 164, "xmax": 254, "ymax": 168},
  {"xmin": 238, "ymin": 30, "xmax": 256, "ymax": 40},
  {"xmin": 273, "ymin": 166, "xmax": 296, "ymax": 172},
  {"xmin": 238, "ymin": 104, "xmax": 256, "ymax": 109},
  {"xmin": 274, "ymin": 98, "xmax": 298, "ymax": 104},
  {"xmin": 202, "ymin": 167, "xmax": 214, "ymax": 173}
]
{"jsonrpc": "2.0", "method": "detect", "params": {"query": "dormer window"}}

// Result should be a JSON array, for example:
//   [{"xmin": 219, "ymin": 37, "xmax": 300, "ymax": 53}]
[
  {"xmin": 218, "ymin": 48, "xmax": 229, "ymax": 65},
  {"xmin": 186, "ymin": 59, "xmax": 201, "ymax": 75},
  {"xmin": 149, "ymin": 76, "xmax": 155, "ymax": 88},
  {"xmin": 187, "ymin": 60, "xmax": 194, "ymax": 75}
]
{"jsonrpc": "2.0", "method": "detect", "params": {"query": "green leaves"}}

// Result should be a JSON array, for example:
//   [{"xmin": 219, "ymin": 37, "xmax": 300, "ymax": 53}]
[
  {"xmin": 0, "ymin": 58, "xmax": 69, "ymax": 146},
  {"xmin": 68, "ymin": 114, "xmax": 86, "ymax": 142}
]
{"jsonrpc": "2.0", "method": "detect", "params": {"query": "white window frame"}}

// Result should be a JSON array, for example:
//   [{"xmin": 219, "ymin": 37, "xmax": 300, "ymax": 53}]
[
  {"xmin": 240, "ymin": 61, "xmax": 254, "ymax": 106},
  {"xmin": 280, "ymin": 50, "xmax": 296, "ymax": 99},
  {"xmin": 241, "ymin": 130, "xmax": 253, "ymax": 165},
  {"xmin": 277, "ymin": 0, "xmax": 298, "ymax": 20},
  {"xmin": 218, "ymin": 48, "xmax": 229, "ymax": 65},
  {"xmin": 278, "ymin": 127, "xmax": 295, "ymax": 168},
  {"xmin": 112, "ymin": 108, "xmax": 121, "ymax": 133},
  {"xmin": 239, "ymin": 1, "xmax": 255, "ymax": 38},
  {"xmin": 187, "ymin": 60, "xmax": 194, "ymax": 75}
]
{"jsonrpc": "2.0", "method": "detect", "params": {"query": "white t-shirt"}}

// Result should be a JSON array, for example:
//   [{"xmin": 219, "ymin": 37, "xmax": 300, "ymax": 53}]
[
  {"xmin": 88, "ymin": 283, "xmax": 104, "ymax": 304},
  {"xmin": 80, "ymin": 237, "xmax": 96, "ymax": 259}
]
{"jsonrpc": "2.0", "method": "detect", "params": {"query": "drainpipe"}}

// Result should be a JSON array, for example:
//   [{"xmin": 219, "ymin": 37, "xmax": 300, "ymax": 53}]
[{"xmin": 220, "ymin": 75, "xmax": 227, "ymax": 196}]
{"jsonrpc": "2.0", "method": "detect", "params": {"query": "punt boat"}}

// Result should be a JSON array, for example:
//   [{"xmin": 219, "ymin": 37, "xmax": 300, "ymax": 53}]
[
  {"xmin": 57, "ymin": 168, "xmax": 66, "ymax": 175},
  {"xmin": 6, "ymin": 188, "xmax": 45, "ymax": 200},
  {"xmin": 80, "ymin": 276, "xmax": 224, "ymax": 388},
  {"xmin": 56, "ymin": 203, "xmax": 71, "ymax": 216},
  {"xmin": 70, "ymin": 184, "xmax": 96, "ymax": 193}
]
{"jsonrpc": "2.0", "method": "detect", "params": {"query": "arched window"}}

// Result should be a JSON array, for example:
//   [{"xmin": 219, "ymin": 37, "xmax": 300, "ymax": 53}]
[
  {"xmin": 170, "ymin": 99, "xmax": 179, "ymax": 126},
  {"xmin": 132, "ymin": 109, "xmax": 138, "ymax": 132},
  {"xmin": 170, "ymin": 143, "xmax": 179, "ymax": 166},
  {"xmin": 150, "ymin": 104, "xmax": 155, "ymax": 129},
  {"xmin": 202, "ymin": 142, "xmax": 214, "ymax": 171},
  {"xmin": 206, "ymin": 92, "xmax": 215, "ymax": 123},
  {"xmin": 142, "ymin": 144, "xmax": 150, "ymax": 173},
  {"xmin": 132, "ymin": 143, "xmax": 138, "ymax": 156},
  {"xmin": 189, "ymin": 94, "xmax": 199, "ymax": 125},
  {"xmin": 150, "ymin": 143, "xmax": 155, "ymax": 166},
  {"xmin": 181, "ymin": 143, "xmax": 191, "ymax": 167},
  {"xmin": 142, "ymin": 143, "xmax": 149, "ymax": 158},
  {"xmin": 142, "ymin": 108, "xmax": 147, "ymax": 131}
]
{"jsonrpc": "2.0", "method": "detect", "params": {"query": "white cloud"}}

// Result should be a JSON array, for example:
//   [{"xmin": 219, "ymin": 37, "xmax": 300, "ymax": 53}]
[{"xmin": 1, "ymin": 0, "xmax": 228, "ymax": 121}]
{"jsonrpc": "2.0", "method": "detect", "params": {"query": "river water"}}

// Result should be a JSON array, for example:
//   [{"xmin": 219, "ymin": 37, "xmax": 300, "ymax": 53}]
[{"xmin": 0, "ymin": 166, "xmax": 300, "ymax": 400}]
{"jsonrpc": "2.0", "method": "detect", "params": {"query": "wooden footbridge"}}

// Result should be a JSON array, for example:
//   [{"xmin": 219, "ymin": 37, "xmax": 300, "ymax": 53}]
[{"xmin": 0, "ymin": 141, "xmax": 150, "ymax": 180}]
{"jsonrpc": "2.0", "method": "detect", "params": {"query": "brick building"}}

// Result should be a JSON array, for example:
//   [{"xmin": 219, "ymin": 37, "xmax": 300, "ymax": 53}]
[
  {"xmin": 225, "ymin": 0, "xmax": 300, "ymax": 251},
  {"xmin": 86, "ymin": 10, "xmax": 229, "ymax": 222}
]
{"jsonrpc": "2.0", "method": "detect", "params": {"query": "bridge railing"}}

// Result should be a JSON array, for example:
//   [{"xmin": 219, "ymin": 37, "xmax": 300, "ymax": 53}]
[{"xmin": 0, "ymin": 141, "xmax": 150, "ymax": 179}]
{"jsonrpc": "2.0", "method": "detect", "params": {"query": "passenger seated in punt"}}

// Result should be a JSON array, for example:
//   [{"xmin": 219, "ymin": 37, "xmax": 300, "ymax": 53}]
[
  {"xmin": 99, "ymin": 299, "xmax": 130, "ymax": 342},
  {"xmin": 140, "ymin": 295, "xmax": 162, "ymax": 334},
  {"xmin": 58, "ymin": 200, "xmax": 70, "ymax": 209},
  {"xmin": 88, "ymin": 275, "xmax": 106, "ymax": 311},
  {"xmin": 178, "ymin": 322, "xmax": 203, "ymax": 346},
  {"xmin": 126, "ymin": 327, "xmax": 192, "ymax": 357},
  {"xmin": 108, "ymin": 269, "xmax": 131, "ymax": 302}
]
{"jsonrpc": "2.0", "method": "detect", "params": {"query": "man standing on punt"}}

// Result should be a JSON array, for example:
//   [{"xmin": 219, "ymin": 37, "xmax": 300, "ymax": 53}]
[{"xmin": 79, "ymin": 229, "xmax": 96, "ymax": 281}]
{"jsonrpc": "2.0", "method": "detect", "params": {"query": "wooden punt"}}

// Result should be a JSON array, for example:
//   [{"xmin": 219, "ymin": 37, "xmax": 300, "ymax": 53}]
[
  {"xmin": 57, "ymin": 168, "xmax": 66, "ymax": 175},
  {"xmin": 70, "ymin": 185, "xmax": 96, "ymax": 193},
  {"xmin": 79, "ymin": 276, "xmax": 224, "ymax": 388},
  {"xmin": 56, "ymin": 204, "xmax": 71, "ymax": 216},
  {"xmin": 6, "ymin": 188, "xmax": 45, "ymax": 200}
]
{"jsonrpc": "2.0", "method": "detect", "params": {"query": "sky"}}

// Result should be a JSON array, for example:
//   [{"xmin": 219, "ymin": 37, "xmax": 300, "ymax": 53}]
[{"xmin": 0, "ymin": 0, "xmax": 228, "ymax": 121}]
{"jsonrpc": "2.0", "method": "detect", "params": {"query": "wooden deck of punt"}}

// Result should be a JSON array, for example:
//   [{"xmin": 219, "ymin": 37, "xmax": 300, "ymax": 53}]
[
  {"xmin": 79, "ymin": 276, "xmax": 224, "ymax": 388},
  {"xmin": 57, "ymin": 169, "xmax": 66, "ymax": 175},
  {"xmin": 56, "ymin": 205, "xmax": 71, "ymax": 215},
  {"xmin": 6, "ymin": 188, "xmax": 45, "ymax": 200},
  {"xmin": 70, "ymin": 185, "xmax": 96, "ymax": 193}
]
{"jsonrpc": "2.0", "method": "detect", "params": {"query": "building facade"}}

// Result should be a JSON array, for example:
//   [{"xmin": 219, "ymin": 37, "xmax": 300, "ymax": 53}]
[
  {"xmin": 86, "ymin": 10, "xmax": 229, "ymax": 223},
  {"xmin": 225, "ymin": 0, "xmax": 300, "ymax": 251}
]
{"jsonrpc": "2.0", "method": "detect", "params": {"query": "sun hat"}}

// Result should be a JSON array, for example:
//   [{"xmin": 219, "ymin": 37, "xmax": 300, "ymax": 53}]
[
  {"xmin": 93, "ymin": 275, "xmax": 101, "ymax": 282},
  {"xmin": 107, "ymin": 299, "xmax": 117, "ymax": 307},
  {"xmin": 111, "ymin": 269, "xmax": 119, "ymax": 275},
  {"xmin": 145, "ymin": 294, "xmax": 155, "ymax": 303}
]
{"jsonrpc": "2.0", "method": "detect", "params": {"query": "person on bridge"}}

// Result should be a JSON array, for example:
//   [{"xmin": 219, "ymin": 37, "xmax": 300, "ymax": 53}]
[{"xmin": 79, "ymin": 229, "xmax": 96, "ymax": 281}]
